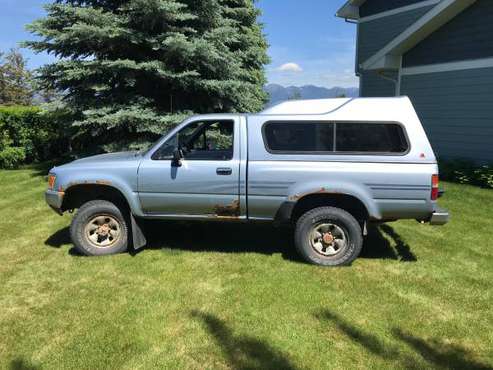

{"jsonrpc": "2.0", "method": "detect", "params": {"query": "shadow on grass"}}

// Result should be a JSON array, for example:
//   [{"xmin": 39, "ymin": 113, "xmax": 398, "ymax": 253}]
[
  {"xmin": 316, "ymin": 309, "xmax": 491, "ymax": 370},
  {"xmin": 191, "ymin": 311, "xmax": 298, "ymax": 370},
  {"xmin": 9, "ymin": 358, "xmax": 40, "ymax": 370},
  {"xmin": 142, "ymin": 221, "xmax": 302, "ymax": 262},
  {"xmin": 361, "ymin": 224, "xmax": 417, "ymax": 262},
  {"xmin": 45, "ymin": 221, "xmax": 415, "ymax": 263},
  {"xmin": 45, "ymin": 226, "xmax": 71, "ymax": 248}
]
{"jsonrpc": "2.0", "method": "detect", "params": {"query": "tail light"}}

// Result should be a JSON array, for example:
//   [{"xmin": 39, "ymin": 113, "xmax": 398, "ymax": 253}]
[
  {"xmin": 48, "ymin": 174, "xmax": 56, "ymax": 190},
  {"xmin": 431, "ymin": 174, "xmax": 439, "ymax": 201}
]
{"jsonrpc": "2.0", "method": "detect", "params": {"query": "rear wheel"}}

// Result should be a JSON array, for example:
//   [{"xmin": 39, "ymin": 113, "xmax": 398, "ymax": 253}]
[
  {"xmin": 70, "ymin": 200, "xmax": 129, "ymax": 256},
  {"xmin": 295, "ymin": 207, "xmax": 363, "ymax": 266}
]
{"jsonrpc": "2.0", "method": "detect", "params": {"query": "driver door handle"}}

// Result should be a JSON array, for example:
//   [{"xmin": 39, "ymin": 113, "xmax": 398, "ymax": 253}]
[{"xmin": 216, "ymin": 168, "xmax": 232, "ymax": 176}]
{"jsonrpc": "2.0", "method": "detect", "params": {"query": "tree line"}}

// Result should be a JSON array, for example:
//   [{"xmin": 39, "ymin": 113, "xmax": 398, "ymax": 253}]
[{"xmin": 0, "ymin": 0, "xmax": 269, "ymax": 165}]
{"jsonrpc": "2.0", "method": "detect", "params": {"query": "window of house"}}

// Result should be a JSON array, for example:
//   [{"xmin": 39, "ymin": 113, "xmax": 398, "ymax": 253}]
[{"xmin": 152, "ymin": 120, "xmax": 234, "ymax": 161}]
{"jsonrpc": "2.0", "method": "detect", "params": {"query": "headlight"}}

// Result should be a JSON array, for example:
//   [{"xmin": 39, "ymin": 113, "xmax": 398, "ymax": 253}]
[{"xmin": 48, "ymin": 174, "xmax": 56, "ymax": 190}]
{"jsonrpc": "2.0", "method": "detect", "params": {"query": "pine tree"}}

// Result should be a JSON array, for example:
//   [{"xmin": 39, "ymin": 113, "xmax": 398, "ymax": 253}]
[
  {"xmin": 0, "ymin": 49, "xmax": 34, "ymax": 106},
  {"xmin": 25, "ymin": 0, "xmax": 269, "ymax": 151}
]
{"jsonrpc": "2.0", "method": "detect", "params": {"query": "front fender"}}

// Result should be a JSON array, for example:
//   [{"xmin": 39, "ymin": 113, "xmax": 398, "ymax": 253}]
[{"xmin": 56, "ymin": 172, "xmax": 144, "ymax": 217}]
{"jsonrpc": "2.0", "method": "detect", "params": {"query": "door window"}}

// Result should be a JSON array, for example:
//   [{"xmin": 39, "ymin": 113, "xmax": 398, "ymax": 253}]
[{"xmin": 152, "ymin": 120, "xmax": 234, "ymax": 161}]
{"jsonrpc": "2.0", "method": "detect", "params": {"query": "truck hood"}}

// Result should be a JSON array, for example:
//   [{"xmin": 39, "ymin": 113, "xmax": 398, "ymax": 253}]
[
  {"xmin": 56, "ymin": 151, "xmax": 142, "ymax": 169},
  {"xmin": 72, "ymin": 151, "xmax": 140, "ymax": 164}
]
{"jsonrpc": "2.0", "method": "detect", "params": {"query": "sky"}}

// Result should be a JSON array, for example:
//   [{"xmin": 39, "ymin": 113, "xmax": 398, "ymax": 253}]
[{"xmin": 0, "ymin": 0, "xmax": 359, "ymax": 88}]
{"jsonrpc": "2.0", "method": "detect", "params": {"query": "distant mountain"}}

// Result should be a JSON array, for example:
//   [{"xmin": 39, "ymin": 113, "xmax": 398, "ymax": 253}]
[{"xmin": 265, "ymin": 84, "xmax": 359, "ymax": 106}]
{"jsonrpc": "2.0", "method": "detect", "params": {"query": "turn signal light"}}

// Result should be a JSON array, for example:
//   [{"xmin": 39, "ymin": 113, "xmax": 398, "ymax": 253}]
[{"xmin": 431, "ymin": 174, "xmax": 439, "ymax": 201}]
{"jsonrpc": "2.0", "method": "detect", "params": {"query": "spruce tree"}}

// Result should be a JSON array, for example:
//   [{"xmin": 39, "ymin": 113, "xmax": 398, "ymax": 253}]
[
  {"xmin": 0, "ymin": 49, "xmax": 34, "ymax": 106},
  {"xmin": 26, "ymin": 0, "xmax": 269, "ymax": 151}
]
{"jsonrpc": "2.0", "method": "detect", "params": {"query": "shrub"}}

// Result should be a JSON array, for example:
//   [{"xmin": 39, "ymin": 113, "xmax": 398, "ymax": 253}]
[
  {"xmin": 440, "ymin": 159, "xmax": 493, "ymax": 189},
  {"xmin": 0, "ymin": 106, "xmax": 69, "ymax": 168},
  {"xmin": 0, "ymin": 147, "xmax": 26, "ymax": 169}
]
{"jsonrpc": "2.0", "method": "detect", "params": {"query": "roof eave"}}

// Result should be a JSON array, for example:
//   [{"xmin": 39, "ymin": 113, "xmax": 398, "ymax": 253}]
[
  {"xmin": 361, "ymin": 0, "xmax": 477, "ymax": 71},
  {"xmin": 336, "ymin": 0, "xmax": 366, "ymax": 20}
]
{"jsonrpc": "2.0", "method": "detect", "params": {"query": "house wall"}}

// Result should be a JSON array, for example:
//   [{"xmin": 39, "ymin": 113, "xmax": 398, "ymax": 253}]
[
  {"xmin": 360, "ymin": 0, "xmax": 430, "ymax": 17},
  {"xmin": 360, "ymin": 71, "xmax": 397, "ymax": 97},
  {"xmin": 400, "ymin": 67, "xmax": 493, "ymax": 162},
  {"xmin": 357, "ymin": 5, "xmax": 434, "ymax": 68},
  {"xmin": 403, "ymin": 0, "xmax": 493, "ymax": 67}
]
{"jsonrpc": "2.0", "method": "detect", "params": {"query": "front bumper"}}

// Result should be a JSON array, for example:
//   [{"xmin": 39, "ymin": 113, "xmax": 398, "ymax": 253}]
[
  {"xmin": 429, "ymin": 206, "xmax": 449, "ymax": 225},
  {"xmin": 45, "ymin": 190, "xmax": 65, "ymax": 215}
]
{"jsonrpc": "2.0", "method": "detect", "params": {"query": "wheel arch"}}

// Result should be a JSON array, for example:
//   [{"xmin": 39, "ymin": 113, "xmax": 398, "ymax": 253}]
[{"xmin": 275, "ymin": 190, "xmax": 377, "ymax": 224}]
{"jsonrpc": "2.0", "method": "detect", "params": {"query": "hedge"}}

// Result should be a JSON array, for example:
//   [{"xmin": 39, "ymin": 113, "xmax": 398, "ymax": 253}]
[{"xmin": 0, "ymin": 106, "xmax": 69, "ymax": 169}]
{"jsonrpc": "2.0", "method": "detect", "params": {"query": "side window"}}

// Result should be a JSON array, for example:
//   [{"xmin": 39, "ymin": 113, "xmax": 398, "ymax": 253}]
[
  {"xmin": 263, "ymin": 122, "xmax": 334, "ymax": 153},
  {"xmin": 152, "ymin": 120, "xmax": 234, "ymax": 161},
  {"xmin": 262, "ymin": 121, "xmax": 408, "ymax": 155},
  {"xmin": 336, "ymin": 123, "xmax": 408, "ymax": 153}
]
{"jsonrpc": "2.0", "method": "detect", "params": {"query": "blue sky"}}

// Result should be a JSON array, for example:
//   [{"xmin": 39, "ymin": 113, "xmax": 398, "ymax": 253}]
[{"xmin": 0, "ymin": 0, "xmax": 358, "ymax": 88}]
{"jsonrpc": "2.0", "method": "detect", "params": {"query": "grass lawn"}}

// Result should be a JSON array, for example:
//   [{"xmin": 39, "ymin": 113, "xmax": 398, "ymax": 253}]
[{"xmin": 0, "ymin": 165, "xmax": 492, "ymax": 370}]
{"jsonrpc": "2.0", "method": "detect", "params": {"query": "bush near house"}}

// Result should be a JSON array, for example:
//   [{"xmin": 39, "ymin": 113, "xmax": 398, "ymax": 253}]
[
  {"xmin": 0, "ymin": 106, "xmax": 69, "ymax": 169},
  {"xmin": 440, "ymin": 160, "xmax": 493, "ymax": 189}
]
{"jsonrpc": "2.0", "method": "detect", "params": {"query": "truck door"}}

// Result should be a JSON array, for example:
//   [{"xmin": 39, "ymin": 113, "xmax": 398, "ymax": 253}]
[{"xmin": 138, "ymin": 118, "xmax": 241, "ymax": 218}]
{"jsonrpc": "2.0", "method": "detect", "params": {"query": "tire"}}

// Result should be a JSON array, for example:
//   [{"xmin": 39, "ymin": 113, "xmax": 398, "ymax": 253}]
[
  {"xmin": 294, "ymin": 207, "xmax": 363, "ymax": 266},
  {"xmin": 70, "ymin": 200, "xmax": 129, "ymax": 256}
]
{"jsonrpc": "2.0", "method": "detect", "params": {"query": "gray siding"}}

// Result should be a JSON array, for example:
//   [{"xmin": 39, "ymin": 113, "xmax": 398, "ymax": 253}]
[
  {"xmin": 404, "ymin": 0, "xmax": 493, "ymax": 67},
  {"xmin": 401, "ymin": 68, "xmax": 493, "ymax": 163},
  {"xmin": 360, "ymin": 71, "xmax": 397, "ymax": 97},
  {"xmin": 360, "ymin": 0, "xmax": 429, "ymax": 18},
  {"xmin": 357, "ymin": 5, "xmax": 434, "ymax": 68}
]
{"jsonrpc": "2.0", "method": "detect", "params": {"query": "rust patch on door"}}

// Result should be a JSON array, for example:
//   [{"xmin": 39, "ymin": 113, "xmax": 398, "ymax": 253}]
[{"xmin": 213, "ymin": 200, "xmax": 240, "ymax": 218}]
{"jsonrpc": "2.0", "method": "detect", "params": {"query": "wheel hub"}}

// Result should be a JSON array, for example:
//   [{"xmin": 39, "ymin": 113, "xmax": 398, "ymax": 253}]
[
  {"xmin": 322, "ymin": 233, "xmax": 334, "ymax": 244},
  {"xmin": 84, "ymin": 215, "xmax": 121, "ymax": 249},
  {"xmin": 310, "ymin": 223, "xmax": 348, "ymax": 257}
]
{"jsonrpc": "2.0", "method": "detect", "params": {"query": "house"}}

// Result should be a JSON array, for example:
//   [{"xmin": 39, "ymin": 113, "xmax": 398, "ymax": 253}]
[{"xmin": 336, "ymin": 0, "xmax": 493, "ymax": 163}]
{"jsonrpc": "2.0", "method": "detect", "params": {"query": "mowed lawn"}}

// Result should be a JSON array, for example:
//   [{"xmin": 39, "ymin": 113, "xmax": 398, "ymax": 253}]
[{"xmin": 0, "ymin": 165, "xmax": 492, "ymax": 370}]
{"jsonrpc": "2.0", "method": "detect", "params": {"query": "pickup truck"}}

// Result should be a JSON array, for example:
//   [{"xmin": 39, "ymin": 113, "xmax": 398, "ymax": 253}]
[{"xmin": 45, "ymin": 97, "xmax": 449, "ymax": 266}]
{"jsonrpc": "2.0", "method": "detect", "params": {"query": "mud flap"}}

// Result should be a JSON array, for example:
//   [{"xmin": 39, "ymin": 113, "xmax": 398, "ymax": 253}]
[{"xmin": 130, "ymin": 213, "xmax": 147, "ymax": 250}]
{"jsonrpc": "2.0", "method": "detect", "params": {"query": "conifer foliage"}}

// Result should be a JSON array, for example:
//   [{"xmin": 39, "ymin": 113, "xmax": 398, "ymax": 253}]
[{"xmin": 26, "ymin": 0, "xmax": 269, "ymax": 150}]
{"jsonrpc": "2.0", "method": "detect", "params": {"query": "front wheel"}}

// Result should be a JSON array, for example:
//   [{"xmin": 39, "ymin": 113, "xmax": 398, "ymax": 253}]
[
  {"xmin": 70, "ymin": 200, "xmax": 129, "ymax": 256},
  {"xmin": 294, "ymin": 207, "xmax": 363, "ymax": 266}
]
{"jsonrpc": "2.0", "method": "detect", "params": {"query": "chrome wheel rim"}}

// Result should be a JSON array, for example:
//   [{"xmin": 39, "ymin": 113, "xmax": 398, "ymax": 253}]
[
  {"xmin": 310, "ymin": 223, "xmax": 347, "ymax": 257},
  {"xmin": 84, "ymin": 214, "xmax": 121, "ymax": 249}
]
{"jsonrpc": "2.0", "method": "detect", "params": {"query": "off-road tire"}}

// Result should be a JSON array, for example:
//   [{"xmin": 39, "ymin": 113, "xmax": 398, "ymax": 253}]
[
  {"xmin": 70, "ymin": 200, "xmax": 129, "ymax": 256},
  {"xmin": 295, "ymin": 207, "xmax": 363, "ymax": 266}
]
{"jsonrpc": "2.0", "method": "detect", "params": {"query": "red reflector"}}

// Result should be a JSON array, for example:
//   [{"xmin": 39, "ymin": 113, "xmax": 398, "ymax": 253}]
[
  {"xmin": 431, "ymin": 174, "xmax": 439, "ymax": 200},
  {"xmin": 431, "ymin": 187, "xmax": 439, "ymax": 201}
]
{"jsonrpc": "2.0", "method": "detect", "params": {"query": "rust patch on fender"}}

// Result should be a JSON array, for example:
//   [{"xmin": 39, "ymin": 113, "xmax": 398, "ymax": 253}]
[
  {"xmin": 289, "ymin": 187, "xmax": 328, "ymax": 201},
  {"xmin": 213, "ymin": 200, "xmax": 240, "ymax": 218},
  {"xmin": 96, "ymin": 180, "xmax": 112, "ymax": 185}
]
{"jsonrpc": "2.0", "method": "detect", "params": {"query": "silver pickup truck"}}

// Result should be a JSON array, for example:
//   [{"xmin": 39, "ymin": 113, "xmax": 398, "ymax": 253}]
[{"xmin": 45, "ymin": 97, "xmax": 449, "ymax": 266}]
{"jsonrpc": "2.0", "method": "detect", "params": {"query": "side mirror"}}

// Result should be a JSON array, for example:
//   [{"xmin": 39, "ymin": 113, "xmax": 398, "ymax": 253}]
[{"xmin": 172, "ymin": 147, "xmax": 183, "ymax": 167}]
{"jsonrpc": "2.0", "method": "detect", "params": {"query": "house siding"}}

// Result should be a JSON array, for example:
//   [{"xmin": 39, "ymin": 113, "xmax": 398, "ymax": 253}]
[
  {"xmin": 400, "ymin": 68, "xmax": 493, "ymax": 163},
  {"xmin": 357, "ymin": 5, "xmax": 434, "ymax": 68},
  {"xmin": 360, "ymin": 0, "xmax": 430, "ymax": 18},
  {"xmin": 403, "ymin": 0, "xmax": 493, "ymax": 67},
  {"xmin": 360, "ymin": 71, "xmax": 397, "ymax": 97}
]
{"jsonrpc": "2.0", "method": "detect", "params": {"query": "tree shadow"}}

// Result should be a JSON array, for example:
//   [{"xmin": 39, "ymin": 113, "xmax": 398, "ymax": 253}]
[
  {"xmin": 9, "ymin": 358, "xmax": 40, "ymax": 370},
  {"xmin": 393, "ymin": 329, "xmax": 492, "ymax": 370},
  {"xmin": 191, "ymin": 310, "xmax": 298, "ymax": 370},
  {"xmin": 361, "ymin": 224, "xmax": 417, "ymax": 262},
  {"xmin": 316, "ymin": 309, "xmax": 492, "ymax": 370}
]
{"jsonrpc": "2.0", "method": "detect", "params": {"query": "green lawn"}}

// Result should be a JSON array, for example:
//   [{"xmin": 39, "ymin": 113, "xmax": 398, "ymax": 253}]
[{"xmin": 0, "ymin": 165, "xmax": 492, "ymax": 370}]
